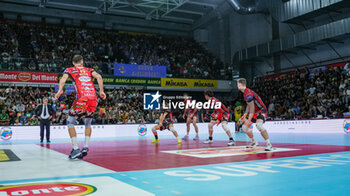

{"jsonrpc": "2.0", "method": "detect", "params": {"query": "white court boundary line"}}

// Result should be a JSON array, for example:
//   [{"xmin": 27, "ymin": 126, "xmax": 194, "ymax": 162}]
[{"xmin": 162, "ymin": 146, "xmax": 300, "ymax": 158}]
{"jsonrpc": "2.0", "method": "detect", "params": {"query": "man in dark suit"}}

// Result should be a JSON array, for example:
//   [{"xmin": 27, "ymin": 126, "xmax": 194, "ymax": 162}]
[{"xmin": 35, "ymin": 98, "xmax": 54, "ymax": 143}]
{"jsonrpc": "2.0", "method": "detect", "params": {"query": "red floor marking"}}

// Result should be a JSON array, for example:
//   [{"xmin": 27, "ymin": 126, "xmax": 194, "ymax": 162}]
[{"xmin": 44, "ymin": 139, "xmax": 350, "ymax": 172}]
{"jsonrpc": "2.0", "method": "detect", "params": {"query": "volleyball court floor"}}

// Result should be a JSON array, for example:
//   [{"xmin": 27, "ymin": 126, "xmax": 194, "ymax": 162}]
[{"xmin": 1, "ymin": 128, "xmax": 350, "ymax": 196}]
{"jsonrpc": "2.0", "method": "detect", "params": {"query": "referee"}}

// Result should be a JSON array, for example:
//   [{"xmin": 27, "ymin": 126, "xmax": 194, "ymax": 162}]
[{"xmin": 35, "ymin": 98, "xmax": 54, "ymax": 143}]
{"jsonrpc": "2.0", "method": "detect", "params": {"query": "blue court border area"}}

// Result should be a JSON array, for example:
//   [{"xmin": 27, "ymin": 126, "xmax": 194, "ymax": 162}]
[{"xmin": 1, "ymin": 151, "xmax": 350, "ymax": 196}]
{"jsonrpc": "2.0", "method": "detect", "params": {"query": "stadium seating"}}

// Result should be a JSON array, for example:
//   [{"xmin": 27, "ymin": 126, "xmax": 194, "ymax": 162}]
[{"xmin": 0, "ymin": 20, "xmax": 231, "ymax": 80}]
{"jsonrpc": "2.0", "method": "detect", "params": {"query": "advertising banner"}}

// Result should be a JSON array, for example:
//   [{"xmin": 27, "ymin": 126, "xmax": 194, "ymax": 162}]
[
  {"xmin": 114, "ymin": 63, "xmax": 166, "ymax": 78},
  {"xmin": 161, "ymin": 78, "xmax": 217, "ymax": 88},
  {"xmin": 0, "ymin": 71, "xmax": 58, "ymax": 83},
  {"xmin": 59, "ymin": 75, "xmax": 161, "ymax": 86}
]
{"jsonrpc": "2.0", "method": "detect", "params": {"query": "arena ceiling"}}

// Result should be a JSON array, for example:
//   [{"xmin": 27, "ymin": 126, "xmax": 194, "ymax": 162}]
[{"xmin": 4, "ymin": 0, "xmax": 226, "ymax": 25}]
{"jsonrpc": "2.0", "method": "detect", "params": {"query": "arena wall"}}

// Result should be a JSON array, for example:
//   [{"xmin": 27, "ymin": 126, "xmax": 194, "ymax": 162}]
[{"xmin": 2, "ymin": 119, "xmax": 348, "ymax": 141}]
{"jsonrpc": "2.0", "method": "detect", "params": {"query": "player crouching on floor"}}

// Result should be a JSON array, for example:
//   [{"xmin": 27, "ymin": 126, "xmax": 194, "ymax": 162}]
[
  {"xmin": 151, "ymin": 108, "xmax": 182, "ymax": 144},
  {"xmin": 203, "ymin": 90, "xmax": 235, "ymax": 146},
  {"xmin": 237, "ymin": 78, "xmax": 272, "ymax": 151}
]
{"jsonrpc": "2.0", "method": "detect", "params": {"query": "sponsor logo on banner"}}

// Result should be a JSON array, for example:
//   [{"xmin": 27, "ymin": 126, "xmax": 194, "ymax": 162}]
[
  {"xmin": 0, "ymin": 127, "xmax": 12, "ymax": 140},
  {"xmin": 18, "ymin": 73, "xmax": 31, "ymax": 82},
  {"xmin": 114, "ymin": 78, "xmax": 161, "ymax": 86},
  {"xmin": 107, "ymin": 77, "xmax": 161, "ymax": 86},
  {"xmin": 0, "ymin": 71, "xmax": 58, "ymax": 83},
  {"xmin": 344, "ymin": 120, "xmax": 350, "ymax": 133},
  {"xmin": 0, "ymin": 182, "xmax": 96, "ymax": 196},
  {"xmin": 161, "ymin": 78, "xmax": 217, "ymax": 88},
  {"xmin": 79, "ymin": 76, "xmax": 91, "ymax": 82},
  {"xmin": 100, "ymin": 77, "xmax": 114, "ymax": 83},
  {"xmin": 138, "ymin": 124, "xmax": 147, "ymax": 136}
]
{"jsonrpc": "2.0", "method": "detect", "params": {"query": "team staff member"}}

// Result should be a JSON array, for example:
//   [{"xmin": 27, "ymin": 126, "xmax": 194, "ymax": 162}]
[{"xmin": 35, "ymin": 98, "xmax": 54, "ymax": 143}]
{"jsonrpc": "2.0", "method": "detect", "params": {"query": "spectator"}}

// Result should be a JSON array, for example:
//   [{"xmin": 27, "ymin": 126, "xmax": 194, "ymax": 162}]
[
  {"xmin": 13, "ymin": 118, "xmax": 22, "ymax": 126},
  {"xmin": 59, "ymin": 113, "xmax": 68, "ymax": 125},
  {"xmin": 95, "ymin": 116, "xmax": 102, "ymax": 125},
  {"xmin": 127, "ymin": 116, "xmax": 136, "ymax": 124},
  {"xmin": 16, "ymin": 101, "xmax": 25, "ymax": 113},
  {"xmin": 344, "ymin": 87, "xmax": 350, "ymax": 104},
  {"xmin": 28, "ymin": 117, "xmax": 39, "ymax": 126},
  {"xmin": 121, "ymin": 111, "xmax": 128, "ymax": 124},
  {"xmin": 268, "ymin": 102, "xmax": 275, "ymax": 116},
  {"xmin": 320, "ymin": 107, "xmax": 330, "ymax": 118},
  {"xmin": 0, "ymin": 109, "xmax": 10, "ymax": 125}
]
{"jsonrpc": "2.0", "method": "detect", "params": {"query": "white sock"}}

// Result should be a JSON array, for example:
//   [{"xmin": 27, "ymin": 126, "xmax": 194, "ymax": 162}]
[
  {"xmin": 186, "ymin": 133, "xmax": 189, "ymax": 136},
  {"xmin": 266, "ymin": 139, "xmax": 271, "ymax": 145},
  {"xmin": 84, "ymin": 136, "xmax": 90, "ymax": 148},
  {"xmin": 71, "ymin": 137, "xmax": 78, "ymax": 150}
]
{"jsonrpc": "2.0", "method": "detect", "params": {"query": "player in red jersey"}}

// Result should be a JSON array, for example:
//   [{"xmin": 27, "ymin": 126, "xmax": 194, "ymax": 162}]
[
  {"xmin": 182, "ymin": 93, "xmax": 199, "ymax": 140},
  {"xmin": 55, "ymin": 55, "xmax": 106, "ymax": 159},
  {"xmin": 203, "ymin": 90, "xmax": 235, "ymax": 146},
  {"xmin": 237, "ymin": 78, "xmax": 272, "ymax": 151}
]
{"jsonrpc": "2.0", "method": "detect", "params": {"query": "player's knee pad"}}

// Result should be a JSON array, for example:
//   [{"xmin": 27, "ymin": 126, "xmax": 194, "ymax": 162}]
[
  {"xmin": 67, "ymin": 116, "xmax": 76, "ymax": 128},
  {"xmin": 84, "ymin": 118, "xmax": 92, "ymax": 128},
  {"xmin": 242, "ymin": 124, "xmax": 252, "ymax": 133},
  {"xmin": 169, "ymin": 126, "xmax": 176, "ymax": 133},
  {"xmin": 222, "ymin": 124, "xmax": 230, "ymax": 133},
  {"xmin": 208, "ymin": 123, "xmax": 214, "ymax": 130},
  {"xmin": 256, "ymin": 122, "xmax": 266, "ymax": 132}
]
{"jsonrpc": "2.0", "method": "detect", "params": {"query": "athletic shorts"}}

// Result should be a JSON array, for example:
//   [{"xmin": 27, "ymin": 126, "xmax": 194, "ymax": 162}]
[
  {"xmin": 70, "ymin": 99, "xmax": 98, "ymax": 117},
  {"xmin": 251, "ymin": 112, "xmax": 267, "ymax": 123},
  {"xmin": 212, "ymin": 112, "xmax": 230, "ymax": 122},
  {"xmin": 160, "ymin": 121, "xmax": 172, "ymax": 131},
  {"xmin": 187, "ymin": 112, "xmax": 198, "ymax": 119}
]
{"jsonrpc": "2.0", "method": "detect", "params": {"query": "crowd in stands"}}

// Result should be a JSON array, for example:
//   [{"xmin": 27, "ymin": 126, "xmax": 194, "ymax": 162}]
[
  {"xmin": 1, "ymin": 62, "xmax": 349, "ymax": 126},
  {"xmin": 252, "ymin": 63, "xmax": 350, "ymax": 120},
  {"xmin": 0, "ymin": 20, "xmax": 231, "ymax": 80},
  {"xmin": 0, "ymin": 86, "xmax": 240, "ymax": 126},
  {"xmin": 1, "ymin": 61, "xmax": 349, "ymax": 126}
]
